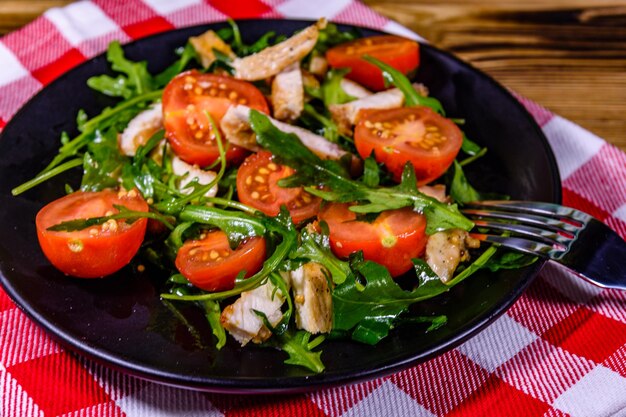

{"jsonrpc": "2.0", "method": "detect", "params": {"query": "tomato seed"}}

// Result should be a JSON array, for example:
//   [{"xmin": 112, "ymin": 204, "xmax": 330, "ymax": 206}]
[
  {"xmin": 210, "ymin": 250, "xmax": 219, "ymax": 260},
  {"xmin": 194, "ymin": 87, "xmax": 203, "ymax": 95},
  {"xmin": 89, "ymin": 228, "xmax": 99, "ymax": 236},
  {"xmin": 184, "ymin": 76, "xmax": 195, "ymax": 83},
  {"xmin": 258, "ymin": 167, "xmax": 270, "ymax": 174},
  {"xmin": 68, "ymin": 239, "xmax": 84, "ymax": 253},
  {"xmin": 220, "ymin": 250, "xmax": 229, "ymax": 258},
  {"xmin": 426, "ymin": 126, "xmax": 438, "ymax": 132},
  {"xmin": 209, "ymin": 88, "xmax": 217, "ymax": 96},
  {"xmin": 254, "ymin": 175, "xmax": 265, "ymax": 183},
  {"xmin": 364, "ymin": 120, "xmax": 374, "ymax": 129},
  {"xmin": 245, "ymin": 176, "xmax": 252, "ymax": 185},
  {"xmin": 267, "ymin": 163, "xmax": 278, "ymax": 171},
  {"xmin": 219, "ymin": 83, "xmax": 227, "ymax": 90},
  {"xmin": 184, "ymin": 83, "xmax": 193, "ymax": 91},
  {"xmin": 251, "ymin": 191, "xmax": 260, "ymax": 199},
  {"xmin": 228, "ymin": 91, "xmax": 238, "ymax": 100}
]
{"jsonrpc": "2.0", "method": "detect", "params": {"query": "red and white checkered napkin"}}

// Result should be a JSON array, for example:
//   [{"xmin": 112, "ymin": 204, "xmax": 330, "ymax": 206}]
[{"xmin": 2, "ymin": 1, "xmax": 626, "ymax": 416}]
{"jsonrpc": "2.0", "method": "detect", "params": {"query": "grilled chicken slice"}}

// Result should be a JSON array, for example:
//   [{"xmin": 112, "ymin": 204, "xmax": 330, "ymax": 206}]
[
  {"xmin": 329, "ymin": 83, "xmax": 429, "ymax": 133},
  {"xmin": 171, "ymin": 156, "xmax": 218, "ymax": 198},
  {"xmin": 425, "ymin": 229, "xmax": 480, "ymax": 282},
  {"xmin": 118, "ymin": 103, "xmax": 163, "ymax": 157},
  {"xmin": 271, "ymin": 63, "xmax": 304, "ymax": 122},
  {"xmin": 189, "ymin": 30, "xmax": 236, "ymax": 69},
  {"xmin": 289, "ymin": 263, "xmax": 333, "ymax": 334},
  {"xmin": 232, "ymin": 19, "xmax": 326, "ymax": 81},
  {"xmin": 220, "ymin": 277, "xmax": 289, "ymax": 346},
  {"xmin": 308, "ymin": 55, "xmax": 328, "ymax": 77},
  {"xmin": 220, "ymin": 105, "xmax": 350, "ymax": 160},
  {"xmin": 340, "ymin": 78, "xmax": 371, "ymax": 99}
]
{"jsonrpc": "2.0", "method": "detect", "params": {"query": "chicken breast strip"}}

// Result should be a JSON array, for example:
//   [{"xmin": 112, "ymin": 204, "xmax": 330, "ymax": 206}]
[
  {"xmin": 171, "ymin": 156, "xmax": 218, "ymax": 198},
  {"xmin": 329, "ymin": 83, "xmax": 428, "ymax": 133},
  {"xmin": 232, "ymin": 19, "xmax": 326, "ymax": 81},
  {"xmin": 221, "ymin": 276, "xmax": 289, "ymax": 346},
  {"xmin": 220, "ymin": 105, "xmax": 349, "ymax": 160},
  {"xmin": 271, "ymin": 63, "xmax": 304, "ymax": 122},
  {"xmin": 118, "ymin": 103, "xmax": 163, "ymax": 157},
  {"xmin": 289, "ymin": 263, "xmax": 333, "ymax": 334},
  {"xmin": 425, "ymin": 229, "xmax": 480, "ymax": 282}
]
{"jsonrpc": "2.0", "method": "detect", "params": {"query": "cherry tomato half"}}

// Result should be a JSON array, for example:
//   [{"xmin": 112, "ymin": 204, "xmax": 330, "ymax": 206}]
[
  {"xmin": 354, "ymin": 106, "xmax": 463, "ymax": 184},
  {"xmin": 175, "ymin": 230, "xmax": 266, "ymax": 292},
  {"xmin": 35, "ymin": 189, "xmax": 149, "ymax": 278},
  {"xmin": 318, "ymin": 203, "xmax": 427, "ymax": 277},
  {"xmin": 326, "ymin": 35, "xmax": 419, "ymax": 91},
  {"xmin": 163, "ymin": 71, "xmax": 270, "ymax": 167},
  {"xmin": 237, "ymin": 151, "xmax": 321, "ymax": 224}
]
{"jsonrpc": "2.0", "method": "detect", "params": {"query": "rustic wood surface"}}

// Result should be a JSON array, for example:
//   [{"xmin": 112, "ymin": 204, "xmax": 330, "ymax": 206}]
[{"xmin": 1, "ymin": 0, "xmax": 625, "ymax": 150}]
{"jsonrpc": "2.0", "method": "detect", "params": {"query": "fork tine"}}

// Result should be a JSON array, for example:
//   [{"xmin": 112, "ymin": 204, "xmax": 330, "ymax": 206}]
[
  {"xmin": 471, "ymin": 219, "xmax": 570, "ymax": 250},
  {"xmin": 471, "ymin": 233, "xmax": 565, "ymax": 257},
  {"xmin": 462, "ymin": 208, "xmax": 581, "ymax": 234},
  {"xmin": 465, "ymin": 200, "xmax": 591, "ymax": 226}
]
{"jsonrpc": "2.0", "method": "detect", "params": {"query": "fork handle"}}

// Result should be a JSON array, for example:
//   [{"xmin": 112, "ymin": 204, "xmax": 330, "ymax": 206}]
[{"xmin": 560, "ymin": 218, "xmax": 626, "ymax": 290}]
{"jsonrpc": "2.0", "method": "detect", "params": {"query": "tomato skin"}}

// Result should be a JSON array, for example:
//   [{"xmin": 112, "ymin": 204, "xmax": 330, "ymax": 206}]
[
  {"xmin": 318, "ymin": 203, "xmax": 427, "ymax": 277},
  {"xmin": 175, "ymin": 231, "xmax": 266, "ymax": 292},
  {"xmin": 35, "ymin": 189, "xmax": 149, "ymax": 278},
  {"xmin": 354, "ymin": 106, "xmax": 463, "ymax": 184},
  {"xmin": 236, "ymin": 151, "xmax": 321, "ymax": 224},
  {"xmin": 326, "ymin": 35, "xmax": 419, "ymax": 91},
  {"xmin": 163, "ymin": 71, "xmax": 269, "ymax": 167}
]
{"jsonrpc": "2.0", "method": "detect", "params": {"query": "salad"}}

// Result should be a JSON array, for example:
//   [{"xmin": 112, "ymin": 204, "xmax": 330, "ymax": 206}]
[{"xmin": 13, "ymin": 19, "xmax": 535, "ymax": 373}]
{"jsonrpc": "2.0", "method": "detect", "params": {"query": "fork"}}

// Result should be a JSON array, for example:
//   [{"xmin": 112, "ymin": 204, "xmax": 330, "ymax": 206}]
[{"xmin": 460, "ymin": 201, "xmax": 626, "ymax": 290}]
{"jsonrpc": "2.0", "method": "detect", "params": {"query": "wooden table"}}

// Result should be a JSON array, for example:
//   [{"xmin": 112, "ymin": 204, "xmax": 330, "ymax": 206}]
[{"xmin": 1, "ymin": 0, "xmax": 625, "ymax": 150}]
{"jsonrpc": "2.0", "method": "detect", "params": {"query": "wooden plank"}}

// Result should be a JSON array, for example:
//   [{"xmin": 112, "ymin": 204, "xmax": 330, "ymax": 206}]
[{"xmin": 0, "ymin": 0, "xmax": 72, "ymax": 34}]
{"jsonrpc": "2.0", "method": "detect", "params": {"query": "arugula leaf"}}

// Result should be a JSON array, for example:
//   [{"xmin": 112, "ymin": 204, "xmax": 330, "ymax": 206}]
[
  {"xmin": 46, "ymin": 206, "xmax": 174, "ymax": 232},
  {"xmin": 290, "ymin": 227, "xmax": 351, "ymax": 285},
  {"xmin": 314, "ymin": 23, "xmax": 360, "ymax": 54},
  {"xmin": 483, "ymin": 251, "xmax": 538, "ymax": 272},
  {"xmin": 250, "ymin": 110, "xmax": 473, "ymax": 234},
  {"xmin": 279, "ymin": 330, "xmax": 325, "ymax": 373},
  {"xmin": 179, "ymin": 205, "xmax": 266, "ymax": 248},
  {"xmin": 154, "ymin": 43, "xmax": 199, "ymax": 87},
  {"xmin": 300, "ymin": 104, "xmax": 351, "ymax": 145},
  {"xmin": 449, "ymin": 160, "xmax": 482, "ymax": 204},
  {"xmin": 363, "ymin": 55, "xmax": 445, "ymax": 115},
  {"xmin": 201, "ymin": 300, "xmax": 226, "ymax": 350},
  {"xmin": 361, "ymin": 156, "xmax": 380, "ymax": 188},
  {"xmin": 461, "ymin": 133, "xmax": 482, "ymax": 156},
  {"xmin": 217, "ymin": 19, "xmax": 281, "ymax": 56},
  {"xmin": 333, "ymin": 259, "xmax": 450, "ymax": 344},
  {"xmin": 87, "ymin": 41, "xmax": 154, "ymax": 99},
  {"xmin": 321, "ymin": 68, "xmax": 356, "ymax": 106},
  {"xmin": 81, "ymin": 128, "xmax": 129, "ymax": 191}
]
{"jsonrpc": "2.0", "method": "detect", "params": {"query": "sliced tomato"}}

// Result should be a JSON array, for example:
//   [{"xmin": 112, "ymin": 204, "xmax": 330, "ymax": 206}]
[
  {"xmin": 326, "ymin": 35, "xmax": 419, "ymax": 91},
  {"xmin": 318, "ymin": 203, "xmax": 427, "ymax": 277},
  {"xmin": 236, "ymin": 151, "xmax": 321, "ymax": 223},
  {"xmin": 163, "ymin": 70, "xmax": 270, "ymax": 167},
  {"xmin": 35, "ymin": 189, "xmax": 149, "ymax": 278},
  {"xmin": 354, "ymin": 106, "xmax": 463, "ymax": 184},
  {"xmin": 175, "ymin": 230, "xmax": 266, "ymax": 292}
]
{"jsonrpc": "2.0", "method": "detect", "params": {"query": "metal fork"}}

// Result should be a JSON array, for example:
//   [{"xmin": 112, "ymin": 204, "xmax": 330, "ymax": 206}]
[{"xmin": 461, "ymin": 201, "xmax": 626, "ymax": 290}]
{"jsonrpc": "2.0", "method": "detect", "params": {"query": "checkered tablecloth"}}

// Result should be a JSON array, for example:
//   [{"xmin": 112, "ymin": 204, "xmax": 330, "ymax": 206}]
[{"xmin": 2, "ymin": 1, "xmax": 626, "ymax": 416}]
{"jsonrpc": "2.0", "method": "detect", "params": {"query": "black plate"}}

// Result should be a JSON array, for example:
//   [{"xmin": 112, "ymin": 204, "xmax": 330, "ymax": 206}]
[{"xmin": 0, "ymin": 20, "xmax": 560, "ymax": 393}]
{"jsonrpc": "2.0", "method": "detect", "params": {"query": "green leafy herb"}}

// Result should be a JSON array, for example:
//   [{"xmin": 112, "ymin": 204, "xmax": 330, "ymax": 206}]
[
  {"xmin": 87, "ymin": 41, "xmax": 154, "ymax": 99},
  {"xmin": 290, "ymin": 227, "xmax": 351, "ymax": 285},
  {"xmin": 483, "ymin": 251, "xmax": 538, "ymax": 272},
  {"xmin": 320, "ymin": 68, "xmax": 356, "ymax": 106},
  {"xmin": 449, "ymin": 160, "xmax": 482, "ymax": 204},
  {"xmin": 333, "ymin": 259, "xmax": 450, "ymax": 344},
  {"xmin": 46, "ymin": 206, "xmax": 174, "ymax": 232},
  {"xmin": 154, "ymin": 43, "xmax": 199, "ymax": 87},
  {"xmin": 300, "ymin": 103, "xmax": 351, "ymax": 145},
  {"xmin": 250, "ymin": 110, "xmax": 473, "ymax": 234},
  {"xmin": 278, "ymin": 330, "xmax": 325, "ymax": 373},
  {"xmin": 201, "ymin": 300, "xmax": 227, "ymax": 350},
  {"xmin": 363, "ymin": 55, "xmax": 445, "ymax": 115},
  {"xmin": 314, "ymin": 22, "xmax": 360, "ymax": 54}
]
